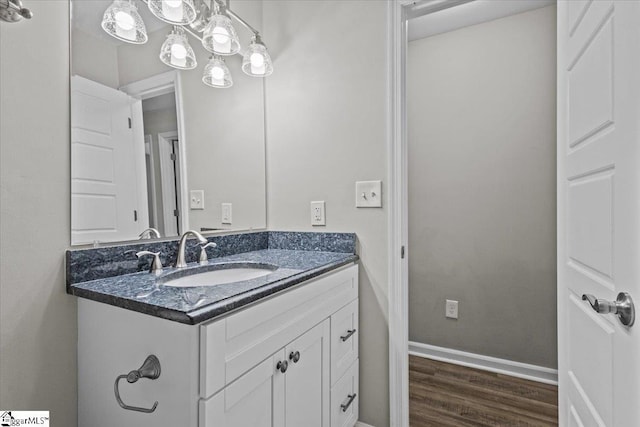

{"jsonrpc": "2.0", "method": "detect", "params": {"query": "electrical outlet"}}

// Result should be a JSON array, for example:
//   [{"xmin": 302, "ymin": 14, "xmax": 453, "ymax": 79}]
[
  {"xmin": 190, "ymin": 190, "xmax": 204, "ymax": 210},
  {"xmin": 445, "ymin": 299, "xmax": 459, "ymax": 319},
  {"xmin": 310, "ymin": 201, "xmax": 326, "ymax": 226},
  {"xmin": 221, "ymin": 203, "xmax": 232, "ymax": 224}
]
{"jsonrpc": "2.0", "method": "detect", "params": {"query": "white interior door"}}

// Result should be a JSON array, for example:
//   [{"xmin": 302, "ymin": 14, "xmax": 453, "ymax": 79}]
[
  {"xmin": 71, "ymin": 75, "xmax": 146, "ymax": 244},
  {"xmin": 558, "ymin": 1, "xmax": 639, "ymax": 426}
]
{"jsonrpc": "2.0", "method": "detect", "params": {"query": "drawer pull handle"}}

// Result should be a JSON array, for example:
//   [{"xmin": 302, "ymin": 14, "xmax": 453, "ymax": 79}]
[
  {"xmin": 289, "ymin": 351, "xmax": 301, "ymax": 363},
  {"xmin": 340, "ymin": 393, "xmax": 357, "ymax": 412},
  {"xmin": 276, "ymin": 360, "xmax": 288, "ymax": 373},
  {"xmin": 340, "ymin": 329, "xmax": 357, "ymax": 342}
]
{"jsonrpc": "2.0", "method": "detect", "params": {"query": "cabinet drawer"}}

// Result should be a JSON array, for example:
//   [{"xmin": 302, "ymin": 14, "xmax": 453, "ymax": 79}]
[
  {"xmin": 331, "ymin": 359, "xmax": 359, "ymax": 427},
  {"xmin": 200, "ymin": 264, "xmax": 358, "ymax": 398},
  {"xmin": 330, "ymin": 299, "xmax": 359, "ymax": 385}
]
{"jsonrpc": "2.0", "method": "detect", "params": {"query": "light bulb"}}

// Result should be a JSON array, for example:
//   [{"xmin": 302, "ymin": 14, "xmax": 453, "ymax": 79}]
[
  {"xmin": 115, "ymin": 10, "xmax": 135, "ymax": 31},
  {"xmin": 250, "ymin": 52, "xmax": 265, "ymax": 67},
  {"xmin": 162, "ymin": 0, "xmax": 184, "ymax": 22},
  {"xmin": 210, "ymin": 66, "xmax": 224, "ymax": 80},
  {"xmin": 171, "ymin": 43, "xmax": 187, "ymax": 59},
  {"xmin": 212, "ymin": 26, "xmax": 229, "ymax": 44}
]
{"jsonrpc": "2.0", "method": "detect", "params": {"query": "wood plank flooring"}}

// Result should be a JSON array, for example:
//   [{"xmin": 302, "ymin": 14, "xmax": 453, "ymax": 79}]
[{"xmin": 409, "ymin": 355, "xmax": 558, "ymax": 427}]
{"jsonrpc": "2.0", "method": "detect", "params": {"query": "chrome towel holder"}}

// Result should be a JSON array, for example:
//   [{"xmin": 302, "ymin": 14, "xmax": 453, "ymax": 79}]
[
  {"xmin": 0, "ymin": 0, "xmax": 32, "ymax": 23},
  {"xmin": 114, "ymin": 355, "xmax": 162, "ymax": 413}
]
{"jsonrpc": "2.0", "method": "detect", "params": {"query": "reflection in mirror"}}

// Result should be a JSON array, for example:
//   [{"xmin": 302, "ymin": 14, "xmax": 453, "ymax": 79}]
[{"xmin": 70, "ymin": 0, "xmax": 267, "ymax": 245}]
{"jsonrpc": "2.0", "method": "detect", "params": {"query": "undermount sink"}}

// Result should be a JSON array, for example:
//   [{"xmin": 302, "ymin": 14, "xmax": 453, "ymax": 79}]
[{"xmin": 160, "ymin": 263, "xmax": 277, "ymax": 288}]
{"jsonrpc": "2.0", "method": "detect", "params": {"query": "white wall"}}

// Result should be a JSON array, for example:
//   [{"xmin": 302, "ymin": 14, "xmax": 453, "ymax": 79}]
[
  {"xmin": 0, "ymin": 2, "xmax": 77, "ymax": 424},
  {"xmin": 407, "ymin": 6, "xmax": 557, "ymax": 368},
  {"xmin": 71, "ymin": 27, "xmax": 120, "ymax": 88},
  {"xmin": 263, "ymin": 1, "xmax": 389, "ymax": 425}
]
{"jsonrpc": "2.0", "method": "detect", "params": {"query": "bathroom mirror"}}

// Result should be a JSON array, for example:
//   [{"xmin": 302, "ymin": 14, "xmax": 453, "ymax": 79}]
[{"xmin": 70, "ymin": 0, "xmax": 266, "ymax": 245}]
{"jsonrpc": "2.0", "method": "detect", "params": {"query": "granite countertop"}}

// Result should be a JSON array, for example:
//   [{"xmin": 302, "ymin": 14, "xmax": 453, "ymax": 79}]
[{"xmin": 68, "ymin": 248, "xmax": 358, "ymax": 325}]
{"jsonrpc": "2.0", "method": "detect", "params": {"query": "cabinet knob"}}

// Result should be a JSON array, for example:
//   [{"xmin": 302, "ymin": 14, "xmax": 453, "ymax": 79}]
[
  {"xmin": 276, "ymin": 360, "xmax": 288, "ymax": 373},
  {"xmin": 340, "ymin": 393, "xmax": 357, "ymax": 412},
  {"xmin": 289, "ymin": 351, "xmax": 301, "ymax": 363}
]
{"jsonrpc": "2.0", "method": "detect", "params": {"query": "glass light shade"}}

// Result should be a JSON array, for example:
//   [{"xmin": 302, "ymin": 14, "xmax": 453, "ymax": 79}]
[
  {"xmin": 101, "ymin": 0, "xmax": 148, "ymax": 44},
  {"xmin": 242, "ymin": 35, "xmax": 273, "ymax": 77},
  {"xmin": 202, "ymin": 13, "xmax": 240, "ymax": 56},
  {"xmin": 159, "ymin": 26, "xmax": 197, "ymax": 70},
  {"xmin": 202, "ymin": 55, "xmax": 233, "ymax": 88},
  {"xmin": 148, "ymin": 0, "xmax": 196, "ymax": 25}
]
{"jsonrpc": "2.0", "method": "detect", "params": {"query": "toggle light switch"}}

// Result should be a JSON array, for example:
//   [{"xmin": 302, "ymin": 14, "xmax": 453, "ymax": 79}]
[
  {"xmin": 355, "ymin": 180, "xmax": 382, "ymax": 208},
  {"xmin": 190, "ymin": 190, "xmax": 204, "ymax": 210}
]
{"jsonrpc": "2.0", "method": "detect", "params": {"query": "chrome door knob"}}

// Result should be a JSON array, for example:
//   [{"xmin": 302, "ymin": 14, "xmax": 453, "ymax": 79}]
[{"xmin": 582, "ymin": 292, "xmax": 635, "ymax": 327}]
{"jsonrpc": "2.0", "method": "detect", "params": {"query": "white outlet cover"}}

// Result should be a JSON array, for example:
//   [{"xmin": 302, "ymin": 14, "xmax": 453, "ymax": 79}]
[
  {"xmin": 190, "ymin": 190, "xmax": 204, "ymax": 210},
  {"xmin": 356, "ymin": 180, "xmax": 382, "ymax": 208},
  {"xmin": 445, "ymin": 299, "xmax": 459, "ymax": 319},
  {"xmin": 221, "ymin": 203, "xmax": 232, "ymax": 224},
  {"xmin": 310, "ymin": 201, "xmax": 326, "ymax": 226}
]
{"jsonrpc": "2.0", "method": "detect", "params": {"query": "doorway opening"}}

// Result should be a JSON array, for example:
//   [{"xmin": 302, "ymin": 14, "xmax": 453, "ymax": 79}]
[{"xmin": 388, "ymin": 1, "xmax": 558, "ymax": 425}]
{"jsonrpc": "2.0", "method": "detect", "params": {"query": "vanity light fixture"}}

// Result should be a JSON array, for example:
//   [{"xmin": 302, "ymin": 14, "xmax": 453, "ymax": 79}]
[
  {"xmin": 101, "ymin": 0, "xmax": 272, "ymax": 88},
  {"xmin": 101, "ymin": 0, "xmax": 148, "ymax": 44},
  {"xmin": 202, "ymin": 55, "xmax": 233, "ymax": 88},
  {"xmin": 242, "ymin": 34, "xmax": 273, "ymax": 77},
  {"xmin": 148, "ymin": 0, "xmax": 197, "ymax": 25},
  {"xmin": 202, "ymin": 2, "xmax": 240, "ymax": 56},
  {"xmin": 160, "ymin": 26, "xmax": 198, "ymax": 70}
]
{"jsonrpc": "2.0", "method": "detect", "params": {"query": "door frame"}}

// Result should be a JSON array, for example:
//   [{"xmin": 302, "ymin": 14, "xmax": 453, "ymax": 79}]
[
  {"xmin": 120, "ymin": 71, "xmax": 190, "ymax": 235},
  {"xmin": 386, "ymin": 1, "xmax": 499, "ymax": 426},
  {"xmin": 157, "ymin": 131, "xmax": 181, "ymax": 237}
]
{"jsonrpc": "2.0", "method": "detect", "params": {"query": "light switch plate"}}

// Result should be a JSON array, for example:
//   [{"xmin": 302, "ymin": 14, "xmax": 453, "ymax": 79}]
[
  {"xmin": 190, "ymin": 190, "xmax": 204, "ymax": 210},
  {"xmin": 310, "ymin": 201, "xmax": 326, "ymax": 226},
  {"xmin": 221, "ymin": 203, "xmax": 232, "ymax": 224},
  {"xmin": 445, "ymin": 299, "xmax": 459, "ymax": 319},
  {"xmin": 355, "ymin": 180, "xmax": 382, "ymax": 208}
]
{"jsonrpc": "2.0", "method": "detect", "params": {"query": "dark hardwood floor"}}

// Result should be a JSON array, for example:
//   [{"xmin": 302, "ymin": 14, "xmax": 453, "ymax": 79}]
[{"xmin": 409, "ymin": 355, "xmax": 558, "ymax": 427}]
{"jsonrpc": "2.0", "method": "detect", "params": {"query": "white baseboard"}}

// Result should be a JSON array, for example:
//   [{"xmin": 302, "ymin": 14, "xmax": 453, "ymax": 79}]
[
  {"xmin": 408, "ymin": 341, "xmax": 558, "ymax": 385},
  {"xmin": 355, "ymin": 422, "xmax": 376, "ymax": 427}
]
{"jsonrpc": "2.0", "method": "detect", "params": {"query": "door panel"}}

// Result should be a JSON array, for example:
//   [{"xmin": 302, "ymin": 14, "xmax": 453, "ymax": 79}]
[
  {"xmin": 284, "ymin": 320, "xmax": 330, "ymax": 427},
  {"xmin": 559, "ymin": 0, "xmax": 640, "ymax": 425},
  {"xmin": 199, "ymin": 350, "xmax": 285, "ymax": 427},
  {"xmin": 71, "ymin": 75, "xmax": 141, "ymax": 244}
]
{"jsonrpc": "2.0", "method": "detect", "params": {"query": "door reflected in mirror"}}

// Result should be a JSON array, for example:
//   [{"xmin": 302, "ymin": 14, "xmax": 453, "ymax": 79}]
[{"xmin": 70, "ymin": 0, "xmax": 267, "ymax": 246}]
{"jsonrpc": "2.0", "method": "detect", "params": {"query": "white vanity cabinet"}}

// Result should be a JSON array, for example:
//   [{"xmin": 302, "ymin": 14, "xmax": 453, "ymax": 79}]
[{"xmin": 78, "ymin": 264, "xmax": 359, "ymax": 427}]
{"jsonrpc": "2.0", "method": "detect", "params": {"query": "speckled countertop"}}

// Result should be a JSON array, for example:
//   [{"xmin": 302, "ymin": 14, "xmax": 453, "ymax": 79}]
[{"xmin": 68, "ymin": 248, "xmax": 358, "ymax": 325}]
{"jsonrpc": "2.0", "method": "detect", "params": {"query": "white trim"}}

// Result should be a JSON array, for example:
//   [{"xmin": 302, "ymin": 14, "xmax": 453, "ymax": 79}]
[
  {"xmin": 119, "ymin": 70, "xmax": 189, "ymax": 235},
  {"xmin": 355, "ymin": 422, "xmax": 377, "ymax": 427},
  {"xmin": 387, "ymin": 1, "xmax": 409, "ymax": 427},
  {"xmin": 408, "ymin": 341, "xmax": 558, "ymax": 385}
]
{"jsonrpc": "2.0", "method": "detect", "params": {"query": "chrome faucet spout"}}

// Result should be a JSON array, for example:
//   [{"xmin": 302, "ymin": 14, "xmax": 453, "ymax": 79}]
[
  {"xmin": 138, "ymin": 228, "xmax": 161, "ymax": 239},
  {"xmin": 174, "ymin": 230, "xmax": 208, "ymax": 268}
]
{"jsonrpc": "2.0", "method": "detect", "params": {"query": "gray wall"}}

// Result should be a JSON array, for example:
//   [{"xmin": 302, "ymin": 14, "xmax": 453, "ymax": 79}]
[
  {"xmin": 0, "ymin": 1, "xmax": 77, "ymax": 424},
  {"xmin": 263, "ymin": 1, "xmax": 389, "ymax": 425},
  {"xmin": 72, "ymin": 27, "xmax": 120, "ymax": 89},
  {"xmin": 407, "ymin": 6, "xmax": 557, "ymax": 368}
]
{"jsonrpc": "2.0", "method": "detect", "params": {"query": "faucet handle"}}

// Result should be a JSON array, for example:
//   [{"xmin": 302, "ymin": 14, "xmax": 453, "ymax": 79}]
[
  {"xmin": 199, "ymin": 242, "xmax": 217, "ymax": 264},
  {"xmin": 136, "ymin": 251, "xmax": 163, "ymax": 273}
]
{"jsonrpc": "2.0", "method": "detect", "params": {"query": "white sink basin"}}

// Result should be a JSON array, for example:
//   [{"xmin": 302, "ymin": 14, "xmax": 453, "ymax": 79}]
[{"xmin": 162, "ymin": 267, "xmax": 275, "ymax": 288}]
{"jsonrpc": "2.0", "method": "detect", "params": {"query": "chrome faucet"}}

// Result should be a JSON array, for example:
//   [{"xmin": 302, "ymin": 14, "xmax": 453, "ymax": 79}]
[
  {"xmin": 138, "ymin": 228, "xmax": 161, "ymax": 240},
  {"xmin": 174, "ymin": 230, "xmax": 208, "ymax": 268}
]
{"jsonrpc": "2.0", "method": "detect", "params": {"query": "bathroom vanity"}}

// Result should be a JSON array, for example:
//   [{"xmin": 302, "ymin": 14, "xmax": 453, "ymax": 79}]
[{"xmin": 68, "ymin": 231, "xmax": 359, "ymax": 427}]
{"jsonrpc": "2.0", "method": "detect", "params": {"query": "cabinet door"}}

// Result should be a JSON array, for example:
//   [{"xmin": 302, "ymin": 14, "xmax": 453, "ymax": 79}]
[
  {"xmin": 200, "ymin": 350, "xmax": 285, "ymax": 427},
  {"xmin": 284, "ymin": 319, "xmax": 330, "ymax": 427}
]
